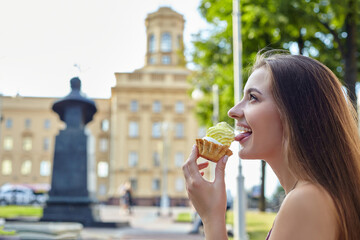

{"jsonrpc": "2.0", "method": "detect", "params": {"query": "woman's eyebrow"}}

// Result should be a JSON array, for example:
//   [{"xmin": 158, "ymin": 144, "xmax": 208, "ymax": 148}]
[{"xmin": 245, "ymin": 87, "xmax": 263, "ymax": 95}]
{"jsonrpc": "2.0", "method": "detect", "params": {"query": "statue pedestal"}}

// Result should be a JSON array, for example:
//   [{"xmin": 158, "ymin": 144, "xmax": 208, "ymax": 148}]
[
  {"xmin": 41, "ymin": 77, "xmax": 128, "ymax": 228},
  {"xmin": 4, "ymin": 222, "xmax": 83, "ymax": 240},
  {"xmin": 41, "ymin": 129, "xmax": 101, "ymax": 226}
]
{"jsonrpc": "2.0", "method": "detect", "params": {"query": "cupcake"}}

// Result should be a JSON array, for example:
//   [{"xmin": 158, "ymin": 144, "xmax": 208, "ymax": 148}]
[{"xmin": 196, "ymin": 122, "xmax": 234, "ymax": 162}]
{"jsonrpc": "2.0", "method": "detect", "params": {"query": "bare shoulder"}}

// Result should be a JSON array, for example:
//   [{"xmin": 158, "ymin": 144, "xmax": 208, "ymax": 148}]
[{"xmin": 270, "ymin": 182, "xmax": 338, "ymax": 240}]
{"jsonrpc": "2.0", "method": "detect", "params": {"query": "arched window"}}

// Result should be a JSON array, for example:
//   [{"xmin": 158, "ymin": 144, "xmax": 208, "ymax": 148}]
[
  {"xmin": 40, "ymin": 160, "xmax": 51, "ymax": 176},
  {"xmin": 149, "ymin": 34, "xmax": 156, "ymax": 53},
  {"xmin": 97, "ymin": 161, "xmax": 109, "ymax": 178},
  {"xmin": 21, "ymin": 160, "xmax": 32, "ymax": 175},
  {"xmin": 160, "ymin": 32, "xmax": 172, "ymax": 52},
  {"xmin": 101, "ymin": 119, "xmax": 109, "ymax": 132},
  {"xmin": 175, "ymin": 152, "xmax": 184, "ymax": 167},
  {"xmin": 2, "ymin": 160, "xmax": 12, "ymax": 175},
  {"xmin": 153, "ymin": 100, "xmax": 162, "ymax": 113},
  {"xmin": 152, "ymin": 122, "xmax": 162, "ymax": 138},
  {"xmin": 175, "ymin": 101, "xmax": 184, "ymax": 113},
  {"xmin": 128, "ymin": 152, "xmax": 139, "ymax": 167},
  {"xmin": 129, "ymin": 121, "xmax": 139, "ymax": 138}
]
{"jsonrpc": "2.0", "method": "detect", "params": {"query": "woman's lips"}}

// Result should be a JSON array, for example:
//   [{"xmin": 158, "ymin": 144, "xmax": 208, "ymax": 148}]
[{"xmin": 235, "ymin": 132, "xmax": 252, "ymax": 143}]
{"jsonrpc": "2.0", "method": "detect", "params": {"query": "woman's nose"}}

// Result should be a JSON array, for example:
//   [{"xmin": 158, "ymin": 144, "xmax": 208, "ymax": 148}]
[{"xmin": 228, "ymin": 102, "xmax": 243, "ymax": 120}]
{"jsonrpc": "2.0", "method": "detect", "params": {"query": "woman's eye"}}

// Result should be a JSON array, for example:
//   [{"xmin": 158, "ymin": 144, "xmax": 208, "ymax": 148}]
[{"xmin": 249, "ymin": 94, "xmax": 257, "ymax": 101}]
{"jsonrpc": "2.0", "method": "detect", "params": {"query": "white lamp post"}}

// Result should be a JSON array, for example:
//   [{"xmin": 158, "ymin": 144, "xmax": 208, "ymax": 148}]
[
  {"xmin": 160, "ymin": 122, "xmax": 171, "ymax": 216},
  {"xmin": 212, "ymin": 84, "xmax": 219, "ymax": 125},
  {"xmin": 233, "ymin": 0, "xmax": 247, "ymax": 239},
  {"xmin": 192, "ymin": 85, "xmax": 218, "ymax": 181}
]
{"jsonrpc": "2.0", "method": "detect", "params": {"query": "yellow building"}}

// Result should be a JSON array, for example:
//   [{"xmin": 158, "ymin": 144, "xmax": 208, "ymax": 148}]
[
  {"xmin": 0, "ymin": 95, "xmax": 111, "ymax": 201},
  {"xmin": 0, "ymin": 7, "xmax": 204, "ymax": 206}
]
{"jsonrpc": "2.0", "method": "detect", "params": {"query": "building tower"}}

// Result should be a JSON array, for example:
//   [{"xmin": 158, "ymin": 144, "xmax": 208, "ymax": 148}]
[
  {"xmin": 144, "ymin": 7, "xmax": 186, "ymax": 69},
  {"xmin": 109, "ymin": 7, "xmax": 199, "ymax": 206}
]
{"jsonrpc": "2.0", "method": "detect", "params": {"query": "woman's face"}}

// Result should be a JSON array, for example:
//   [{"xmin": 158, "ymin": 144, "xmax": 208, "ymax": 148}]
[{"xmin": 228, "ymin": 67, "xmax": 283, "ymax": 160}]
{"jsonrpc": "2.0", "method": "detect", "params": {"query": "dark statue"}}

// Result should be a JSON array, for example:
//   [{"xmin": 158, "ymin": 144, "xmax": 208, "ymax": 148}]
[{"xmin": 41, "ymin": 77, "xmax": 124, "ymax": 227}]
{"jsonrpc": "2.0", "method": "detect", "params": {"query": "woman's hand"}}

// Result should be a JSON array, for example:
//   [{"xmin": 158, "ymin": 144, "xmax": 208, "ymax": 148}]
[{"xmin": 183, "ymin": 145, "xmax": 229, "ymax": 239}]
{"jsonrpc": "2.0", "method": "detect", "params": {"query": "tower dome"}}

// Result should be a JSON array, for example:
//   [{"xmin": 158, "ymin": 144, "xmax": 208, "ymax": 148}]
[{"xmin": 144, "ymin": 7, "xmax": 186, "ymax": 68}]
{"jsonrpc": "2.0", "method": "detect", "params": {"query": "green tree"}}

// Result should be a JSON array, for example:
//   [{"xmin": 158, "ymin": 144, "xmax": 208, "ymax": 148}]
[
  {"xmin": 190, "ymin": 0, "xmax": 359, "ymax": 124},
  {"xmin": 190, "ymin": 0, "xmax": 359, "ymax": 213},
  {"xmin": 190, "ymin": 0, "xmax": 284, "ymax": 213},
  {"xmin": 190, "ymin": 0, "xmax": 283, "ymax": 127},
  {"xmin": 275, "ymin": 0, "xmax": 359, "ymax": 110}
]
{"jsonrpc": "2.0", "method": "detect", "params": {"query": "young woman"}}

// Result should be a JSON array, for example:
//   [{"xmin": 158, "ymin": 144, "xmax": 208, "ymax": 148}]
[{"xmin": 183, "ymin": 52, "xmax": 360, "ymax": 240}]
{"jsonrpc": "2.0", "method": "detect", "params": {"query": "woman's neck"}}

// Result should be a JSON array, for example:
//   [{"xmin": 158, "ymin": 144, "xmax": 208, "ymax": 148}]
[{"xmin": 266, "ymin": 159, "xmax": 298, "ymax": 194}]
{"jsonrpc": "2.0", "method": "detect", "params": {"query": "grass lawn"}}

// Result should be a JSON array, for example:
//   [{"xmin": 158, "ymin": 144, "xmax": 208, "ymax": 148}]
[
  {"xmin": 245, "ymin": 211, "xmax": 276, "ymax": 240},
  {"xmin": 176, "ymin": 210, "xmax": 276, "ymax": 240},
  {"xmin": 0, "ymin": 205, "xmax": 43, "ymax": 219},
  {"xmin": 0, "ymin": 206, "xmax": 43, "ymax": 236}
]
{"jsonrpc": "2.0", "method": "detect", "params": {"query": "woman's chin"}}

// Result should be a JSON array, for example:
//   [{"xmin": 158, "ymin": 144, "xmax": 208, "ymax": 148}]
[{"xmin": 239, "ymin": 149, "xmax": 257, "ymax": 160}]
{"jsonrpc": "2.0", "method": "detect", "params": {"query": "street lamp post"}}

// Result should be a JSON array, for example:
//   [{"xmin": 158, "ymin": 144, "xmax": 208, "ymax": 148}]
[
  {"xmin": 212, "ymin": 84, "xmax": 219, "ymax": 125},
  {"xmin": 160, "ymin": 122, "xmax": 171, "ymax": 216},
  {"xmin": 210, "ymin": 84, "xmax": 220, "ymax": 180},
  {"xmin": 233, "ymin": 0, "xmax": 247, "ymax": 239}
]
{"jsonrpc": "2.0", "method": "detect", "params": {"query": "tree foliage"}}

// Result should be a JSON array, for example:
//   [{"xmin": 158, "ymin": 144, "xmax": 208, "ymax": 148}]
[{"xmin": 189, "ymin": 0, "xmax": 360, "ymax": 128}]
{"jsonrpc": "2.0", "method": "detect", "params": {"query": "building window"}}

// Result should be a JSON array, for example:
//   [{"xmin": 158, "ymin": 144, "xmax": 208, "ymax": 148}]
[
  {"xmin": 23, "ymin": 137, "xmax": 32, "ymax": 151},
  {"xmin": 21, "ymin": 160, "xmax": 32, "ymax": 175},
  {"xmin": 130, "ymin": 178, "xmax": 138, "ymax": 191},
  {"xmin": 5, "ymin": 118, "xmax": 13, "ymax": 129},
  {"xmin": 130, "ymin": 100, "xmax": 139, "ymax": 112},
  {"xmin": 129, "ymin": 121, "xmax": 139, "ymax": 138},
  {"xmin": 175, "ymin": 152, "xmax": 184, "ymax": 167},
  {"xmin": 43, "ymin": 137, "xmax": 50, "ymax": 151},
  {"xmin": 99, "ymin": 138, "xmax": 108, "ymax": 152},
  {"xmin": 161, "ymin": 32, "xmax": 172, "ymax": 52},
  {"xmin": 97, "ymin": 161, "xmax": 109, "ymax": 178},
  {"xmin": 101, "ymin": 119, "xmax": 109, "ymax": 132},
  {"xmin": 25, "ymin": 118, "xmax": 31, "ymax": 129},
  {"xmin": 2, "ymin": 159, "xmax": 12, "ymax": 175},
  {"xmin": 128, "ymin": 151, "xmax": 138, "ymax": 167},
  {"xmin": 3, "ymin": 136, "xmax": 13, "ymax": 150},
  {"xmin": 152, "ymin": 100, "xmax": 161, "ymax": 113},
  {"xmin": 152, "ymin": 179, "xmax": 161, "ymax": 191},
  {"xmin": 152, "ymin": 122, "xmax": 162, "ymax": 138},
  {"xmin": 149, "ymin": 34, "xmax": 156, "ymax": 53},
  {"xmin": 175, "ymin": 177, "xmax": 185, "ymax": 192},
  {"xmin": 149, "ymin": 57, "xmax": 156, "ymax": 65},
  {"xmin": 40, "ymin": 160, "xmax": 51, "ymax": 176},
  {"xmin": 175, "ymin": 101, "xmax": 184, "ymax": 114},
  {"xmin": 44, "ymin": 119, "xmax": 51, "ymax": 129},
  {"xmin": 153, "ymin": 152, "xmax": 160, "ymax": 167},
  {"xmin": 175, "ymin": 123, "xmax": 184, "ymax": 138},
  {"xmin": 161, "ymin": 55, "xmax": 171, "ymax": 65}
]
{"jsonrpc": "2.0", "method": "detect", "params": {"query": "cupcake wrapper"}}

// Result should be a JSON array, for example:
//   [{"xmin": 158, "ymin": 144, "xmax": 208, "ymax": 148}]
[{"xmin": 196, "ymin": 138, "xmax": 233, "ymax": 163}]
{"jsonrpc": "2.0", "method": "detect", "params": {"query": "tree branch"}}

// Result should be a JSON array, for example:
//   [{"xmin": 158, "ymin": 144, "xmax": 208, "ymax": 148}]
[{"xmin": 317, "ymin": 19, "xmax": 345, "ymax": 59}]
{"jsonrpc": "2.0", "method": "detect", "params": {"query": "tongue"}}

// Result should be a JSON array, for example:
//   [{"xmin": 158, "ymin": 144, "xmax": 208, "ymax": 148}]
[{"xmin": 235, "ymin": 132, "xmax": 252, "ymax": 141}]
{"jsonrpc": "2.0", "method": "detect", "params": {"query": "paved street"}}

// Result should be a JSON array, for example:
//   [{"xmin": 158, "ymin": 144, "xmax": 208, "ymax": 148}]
[{"xmin": 81, "ymin": 205, "xmax": 204, "ymax": 240}]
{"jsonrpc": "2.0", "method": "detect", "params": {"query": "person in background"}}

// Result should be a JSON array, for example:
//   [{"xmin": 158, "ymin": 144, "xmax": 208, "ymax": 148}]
[
  {"xmin": 183, "ymin": 51, "xmax": 360, "ymax": 240},
  {"xmin": 122, "ymin": 182, "xmax": 133, "ymax": 215}
]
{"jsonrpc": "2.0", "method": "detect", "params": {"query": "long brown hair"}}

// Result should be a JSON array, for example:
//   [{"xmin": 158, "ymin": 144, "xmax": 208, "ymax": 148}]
[{"xmin": 253, "ymin": 51, "xmax": 360, "ymax": 239}]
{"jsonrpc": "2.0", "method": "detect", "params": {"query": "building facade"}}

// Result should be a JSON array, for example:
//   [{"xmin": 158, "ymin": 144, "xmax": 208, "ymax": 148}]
[
  {"xmin": 0, "ymin": 7, "xmax": 206, "ymax": 206},
  {"xmin": 0, "ymin": 95, "xmax": 111, "ymax": 201},
  {"xmin": 109, "ymin": 7, "xmax": 202, "ymax": 206}
]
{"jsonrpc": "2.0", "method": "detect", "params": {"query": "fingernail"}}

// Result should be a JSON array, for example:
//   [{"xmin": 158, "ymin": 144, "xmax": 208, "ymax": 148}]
[
  {"xmin": 223, "ymin": 155, "xmax": 228, "ymax": 164},
  {"xmin": 192, "ymin": 144, "xmax": 196, "ymax": 150}
]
